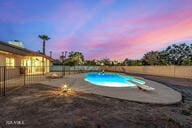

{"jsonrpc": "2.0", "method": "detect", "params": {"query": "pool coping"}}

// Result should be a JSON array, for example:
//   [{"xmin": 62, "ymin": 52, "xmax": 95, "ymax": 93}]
[{"xmin": 40, "ymin": 73, "xmax": 182, "ymax": 105}]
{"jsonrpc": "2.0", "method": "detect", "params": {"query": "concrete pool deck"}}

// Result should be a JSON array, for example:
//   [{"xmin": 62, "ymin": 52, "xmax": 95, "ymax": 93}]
[{"xmin": 40, "ymin": 73, "xmax": 182, "ymax": 105}]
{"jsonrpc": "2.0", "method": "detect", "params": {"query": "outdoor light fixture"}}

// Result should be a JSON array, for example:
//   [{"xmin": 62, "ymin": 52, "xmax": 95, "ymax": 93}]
[
  {"xmin": 60, "ymin": 84, "xmax": 74, "ymax": 95},
  {"xmin": 67, "ymin": 88, "xmax": 72, "ymax": 93},
  {"xmin": 62, "ymin": 84, "xmax": 68, "ymax": 92}
]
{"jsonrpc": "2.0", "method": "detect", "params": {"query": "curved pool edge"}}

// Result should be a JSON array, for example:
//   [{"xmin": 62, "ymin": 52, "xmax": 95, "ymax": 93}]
[
  {"xmin": 84, "ymin": 72, "xmax": 145, "ymax": 87},
  {"xmin": 40, "ymin": 73, "xmax": 182, "ymax": 105}
]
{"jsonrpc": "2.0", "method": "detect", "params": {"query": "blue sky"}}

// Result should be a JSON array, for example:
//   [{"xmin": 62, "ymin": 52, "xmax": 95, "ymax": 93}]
[{"xmin": 0, "ymin": 0, "xmax": 192, "ymax": 60}]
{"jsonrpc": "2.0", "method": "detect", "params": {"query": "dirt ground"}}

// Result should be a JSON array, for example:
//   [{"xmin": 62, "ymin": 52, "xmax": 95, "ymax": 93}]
[{"xmin": 0, "ymin": 76, "xmax": 192, "ymax": 128}]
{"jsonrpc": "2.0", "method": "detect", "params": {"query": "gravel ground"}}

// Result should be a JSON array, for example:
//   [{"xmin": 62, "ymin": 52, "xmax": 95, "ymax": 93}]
[{"xmin": 0, "ymin": 76, "xmax": 192, "ymax": 128}]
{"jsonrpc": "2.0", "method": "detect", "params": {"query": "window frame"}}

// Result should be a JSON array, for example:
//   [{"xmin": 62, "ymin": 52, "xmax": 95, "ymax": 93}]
[{"xmin": 6, "ymin": 57, "xmax": 15, "ymax": 69}]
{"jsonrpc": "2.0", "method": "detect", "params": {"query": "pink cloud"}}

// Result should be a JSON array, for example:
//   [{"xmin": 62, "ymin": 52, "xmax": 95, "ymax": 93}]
[
  {"xmin": 2, "ymin": 0, "xmax": 191, "ymax": 60},
  {"xmin": 48, "ymin": 0, "xmax": 115, "ymax": 38},
  {"xmin": 79, "ymin": 7, "xmax": 192, "ymax": 60}
]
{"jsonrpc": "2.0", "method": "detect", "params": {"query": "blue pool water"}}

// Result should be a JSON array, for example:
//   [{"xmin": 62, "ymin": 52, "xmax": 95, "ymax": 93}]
[{"xmin": 84, "ymin": 72, "xmax": 145, "ymax": 87}]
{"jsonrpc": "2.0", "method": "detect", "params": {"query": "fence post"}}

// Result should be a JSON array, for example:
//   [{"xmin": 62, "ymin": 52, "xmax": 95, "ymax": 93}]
[
  {"xmin": 0, "ymin": 67, "xmax": 1, "ymax": 96},
  {"xmin": 43, "ymin": 66, "xmax": 45, "ymax": 75},
  {"xmin": 62, "ymin": 65, "xmax": 64, "ymax": 77},
  {"xmin": 24, "ymin": 67, "xmax": 26, "ymax": 86},
  {"xmin": 64, "ymin": 66, "xmax": 65, "ymax": 76},
  {"xmin": 3, "ymin": 66, "xmax": 6, "ymax": 96}
]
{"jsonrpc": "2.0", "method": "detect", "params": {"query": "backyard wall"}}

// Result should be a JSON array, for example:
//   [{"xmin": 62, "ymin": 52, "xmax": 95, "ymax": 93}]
[
  {"xmin": 50, "ymin": 66, "xmax": 100, "ymax": 72},
  {"xmin": 102, "ymin": 66, "xmax": 192, "ymax": 79}
]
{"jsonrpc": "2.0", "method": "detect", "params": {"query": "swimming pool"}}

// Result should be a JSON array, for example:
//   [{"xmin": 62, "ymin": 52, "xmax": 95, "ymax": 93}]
[{"xmin": 84, "ymin": 72, "xmax": 145, "ymax": 87}]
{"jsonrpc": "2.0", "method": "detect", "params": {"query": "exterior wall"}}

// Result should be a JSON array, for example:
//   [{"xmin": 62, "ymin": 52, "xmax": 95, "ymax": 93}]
[
  {"xmin": 0, "ymin": 53, "xmax": 6, "ymax": 66},
  {"xmin": 0, "ymin": 53, "xmax": 51, "ymax": 78},
  {"xmin": 22, "ymin": 56, "xmax": 51, "ymax": 74},
  {"xmin": 0, "ymin": 53, "xmax": 22, "ymax": 66},
  {"xmin": 102, "ymin": 66, "xmax": 192, "ymax": 79},
  {"xmin": 0, "ymin": 53, "xmax": 23, "ymax": 80},
  {"xmin": 45, "ymin": 58, "xmax": 50, "ymax": 72}
]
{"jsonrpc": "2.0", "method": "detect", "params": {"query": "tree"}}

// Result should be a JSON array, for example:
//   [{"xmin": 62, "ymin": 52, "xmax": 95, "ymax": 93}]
[
  {"xmin": 181, "ymin": 58, "xmax": 192, "ymax": 65},
  {"xmin": 100, "ymin": 58, "xmax": 111, "ymax": 66},
  {"xmin": 60, "ymin": 51, "xmax": 68, "ymax": 64},
  {"xmin": 85, "ymin": 60, "xmax": 97, "ymax": 66},
  {"xmin": 38, "ymin": 35, "xmax": 50, "ymax": 55},
  {"xmin": 52, "ymin": 59, "xmax": 62, "ymax": 65},
  {"xmin": 158, "ymin": 50, "xmax": 170, "ymax": 65},
  {"xmin": 142, "ymin": 51, "xmax": 162, "ymax": 65},
  {"xmin": 123, "ymin": 58, "xmax": 142, "ymax": 66},
  {"xmin": 64, "ymin": 52, "xmax": 84, "ymax": 66},
  {"xmin": 141, "ymin": 43, "xmax": 192, "ymax": 65},
  {"xmin": 165, "ymin": 43, "xmax": 191, "ymax": 65}
]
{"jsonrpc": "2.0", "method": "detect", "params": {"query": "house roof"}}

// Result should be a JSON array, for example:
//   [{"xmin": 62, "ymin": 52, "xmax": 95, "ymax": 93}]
[{"xmin": 0, "ymin": 41, "xmax": 54, "ymax": 61}]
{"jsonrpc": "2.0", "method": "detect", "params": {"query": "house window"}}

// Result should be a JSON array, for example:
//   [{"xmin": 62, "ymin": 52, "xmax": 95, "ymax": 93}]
[{"xmin": 6, "ymin": 58, "xmax": 15, "ymax": 68}]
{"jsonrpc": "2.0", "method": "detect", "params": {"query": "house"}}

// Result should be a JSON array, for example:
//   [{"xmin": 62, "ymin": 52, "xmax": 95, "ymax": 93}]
[{"xmin": 0, "ymin": 41, "xmax": 54, "ymax": 75}]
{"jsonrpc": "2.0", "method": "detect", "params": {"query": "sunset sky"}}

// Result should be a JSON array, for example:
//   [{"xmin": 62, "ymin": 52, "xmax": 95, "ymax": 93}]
[{"xmin": 0, "ymin": 0, "xmax": 192, "ymax": 60}]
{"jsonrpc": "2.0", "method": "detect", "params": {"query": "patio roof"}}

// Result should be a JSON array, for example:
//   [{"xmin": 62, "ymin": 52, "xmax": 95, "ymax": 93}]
[{"xmin": 0, "ymin": 41, "xmax": 54, "ymax": 61}]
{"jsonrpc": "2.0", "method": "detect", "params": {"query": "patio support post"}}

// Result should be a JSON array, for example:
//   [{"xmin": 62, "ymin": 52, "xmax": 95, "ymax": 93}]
[
  {"xmin": 3, "ymin": 66, "xmax": 6, "ymax": 96},
  {"xmin": 24, "ymin": 66, "xmax": 26, "ymax": 86},
  {"xmin": 43, "ymin": 57, "xmax": 45, "ymax": 75},
  {"xmin": 30, "ymin": 57, "xmax": 32, "ymax": 75}
]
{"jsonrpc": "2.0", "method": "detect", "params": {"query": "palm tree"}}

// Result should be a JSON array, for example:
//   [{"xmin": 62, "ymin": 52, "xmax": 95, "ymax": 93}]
[{"xmin": 38, "ymin": 35, "xmax": 50, "ymax": 55}]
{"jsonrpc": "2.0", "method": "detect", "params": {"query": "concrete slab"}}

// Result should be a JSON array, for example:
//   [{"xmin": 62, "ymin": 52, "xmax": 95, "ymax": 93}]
[{"xmin": 40, "ymin": 73, "xmax": 182, "ymax": 105}]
